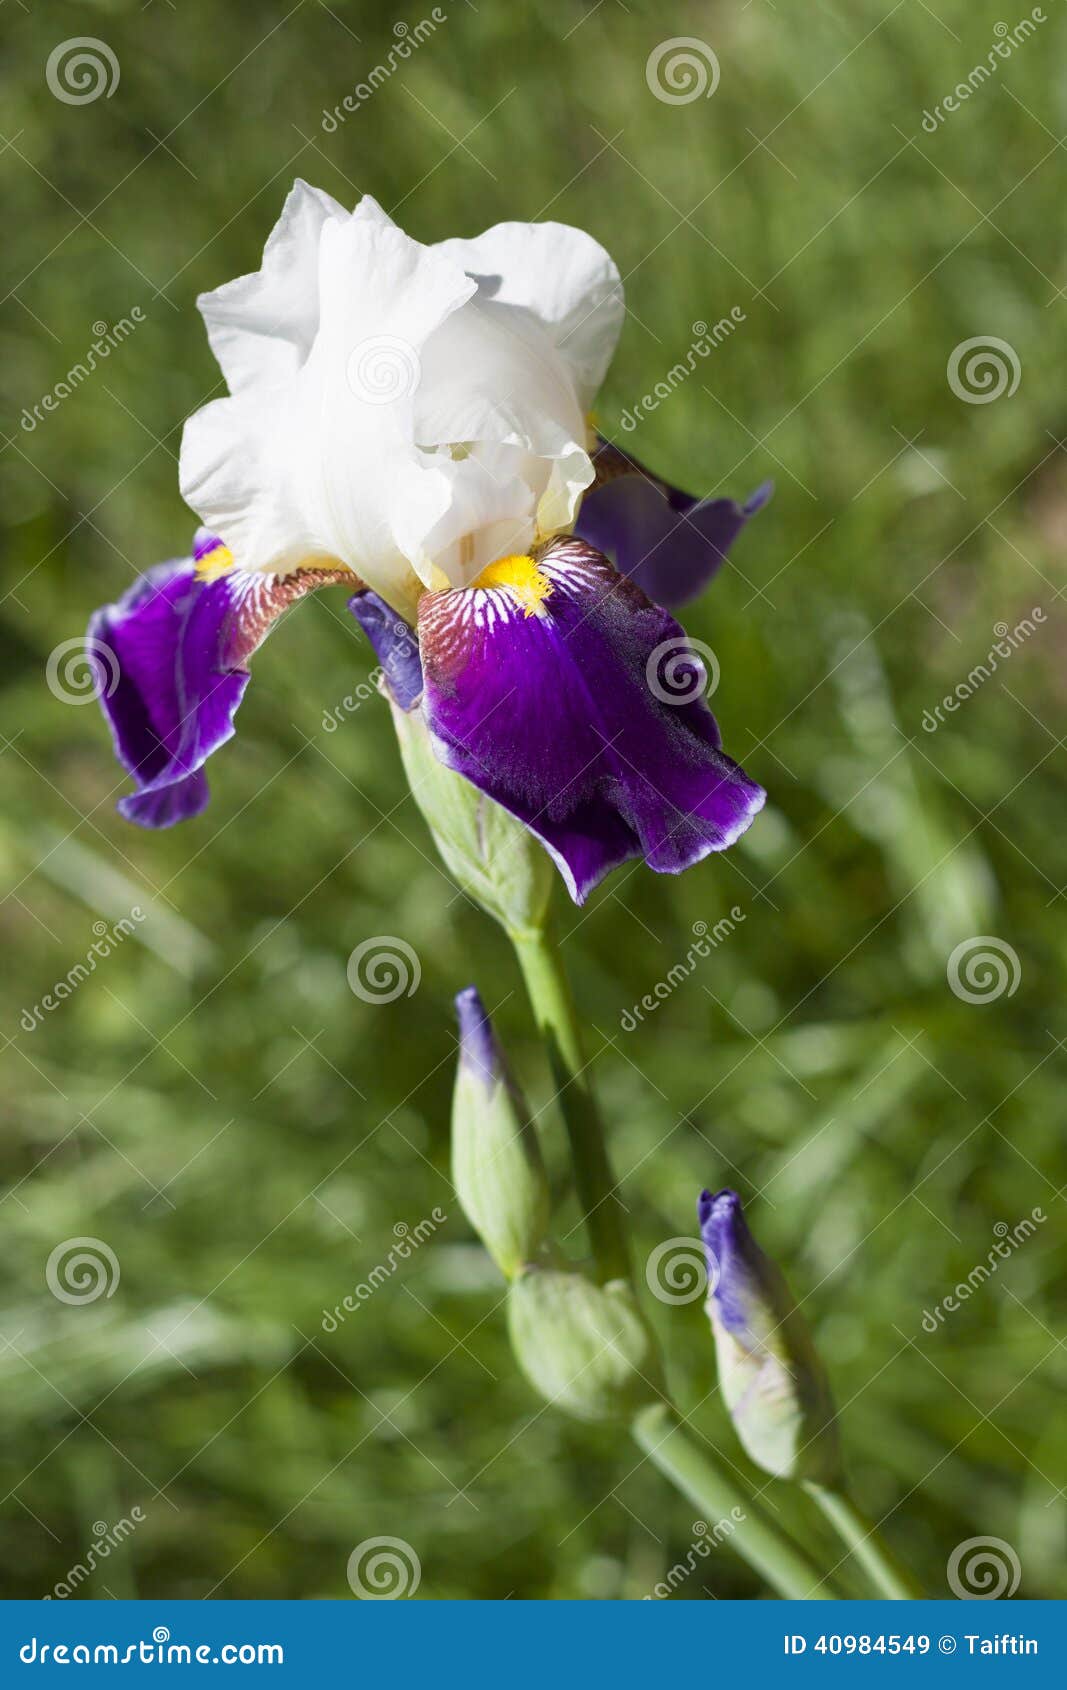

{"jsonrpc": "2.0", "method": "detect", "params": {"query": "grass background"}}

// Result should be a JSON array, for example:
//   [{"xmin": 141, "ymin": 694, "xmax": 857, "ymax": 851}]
[{"xmin": 2, "ymin": 0, "xmax": 1065, "ymax": 1599}]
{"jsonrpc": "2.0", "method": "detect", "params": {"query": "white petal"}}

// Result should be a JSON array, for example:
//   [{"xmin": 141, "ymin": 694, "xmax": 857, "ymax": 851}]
[
  {"xmin": 181, "ymin": 213, "xmax": 477, "ymax": 618},
  {"xmin": 416, "ymin": 294, "xmax": 584, "ymax": 455},
  {"xmin": 197, "ymin": 179, "xmax": 347, "ymax": 393},
  {"xmin": 420, "ymin": 443, "xmax": 541, "ymax": 584},
  {"xmin": 433, "ymin": 221, "xmax": 624, "ymax": 409}
]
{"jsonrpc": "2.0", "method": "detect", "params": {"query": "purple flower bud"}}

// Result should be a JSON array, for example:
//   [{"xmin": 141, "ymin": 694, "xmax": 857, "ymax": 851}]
[
  {"xmin": 452, "ymin": 988, "xmax": 550, "ymax": 1279},
  {"xmin": 699, "ymin": 1188, "xmax": 842, "ymax": 1485}
]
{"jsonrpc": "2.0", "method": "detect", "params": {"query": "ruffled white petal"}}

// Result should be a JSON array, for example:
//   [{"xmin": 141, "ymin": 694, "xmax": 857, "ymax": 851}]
[
  {"xmin": 182, "ymin": 213, "xmax": 476, "ymax": 617},
  {"xmin": 182, "ymin": 187, "xmax": 623, "ymax": 617},
  {"xmin": 432, "ymin": 220, "xmax": 624, "ymax": 410},
  {"xmin": 197, "ymin": 180, "xmax": 346, "ymax": 393}
]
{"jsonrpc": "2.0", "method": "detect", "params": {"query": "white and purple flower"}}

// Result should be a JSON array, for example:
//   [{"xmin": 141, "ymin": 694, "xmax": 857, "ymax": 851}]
[{"xmin": 88, "ymin": 183, "xmax": 767, "ymax": 901}]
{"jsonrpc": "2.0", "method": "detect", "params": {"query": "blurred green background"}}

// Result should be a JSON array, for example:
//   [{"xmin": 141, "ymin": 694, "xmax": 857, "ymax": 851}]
[{"xmin": 2, "ymin": 0, "xmax": 1065, "ymax": 1600}]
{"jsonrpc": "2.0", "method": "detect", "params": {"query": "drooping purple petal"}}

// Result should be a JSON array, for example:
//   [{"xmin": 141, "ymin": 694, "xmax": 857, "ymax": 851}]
[
  {"xmin": 89, "ymin": 554, "xmax": 356, "ymax": 827},
  {"xmin": 348, "ymin": 589, "xmax": 424, "ymax": 709},
  {"xmin": 575, "ymin": 438, "xmax": 771, "ymax": 608},
  {"xmin": 418, "ymin": 537, "xmax": 764, "ymax": 904}
]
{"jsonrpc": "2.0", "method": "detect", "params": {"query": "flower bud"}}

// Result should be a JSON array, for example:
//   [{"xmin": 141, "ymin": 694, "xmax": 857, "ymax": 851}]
[
  {"xmin": 387, "ymin": 693, "xmax": 554, "ymax": 936},
  {"xmin": 700, "ymin": 1189, "xmax": 842, "ymax": 1486},
  {"xmin": 508, "ymin": 1266, "xmax": 663, "ymax": 1422},
  {"xmin": 452, "ymin": 988, "xmax": 550, "ymax": 1279}
]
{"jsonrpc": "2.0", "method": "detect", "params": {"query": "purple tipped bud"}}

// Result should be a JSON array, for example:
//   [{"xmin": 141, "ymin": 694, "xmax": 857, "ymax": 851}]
[
  {"xmin": 699, "ymin": 1188, "xmax": 841, "ymax": 1486},
  {"xmin": 348, "ymin": 590, "xmax": 423, "ymax": 709},
  {"xmin": 452, "ymin": 988, "xmax": 550, "ymax": 1279},
  {"xmin": 455, "ymin": 985, "xmax": 500, "ymax": 1089}
]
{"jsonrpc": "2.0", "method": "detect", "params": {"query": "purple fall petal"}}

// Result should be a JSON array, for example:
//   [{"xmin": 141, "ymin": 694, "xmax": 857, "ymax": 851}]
[
  {"xmin": 89, "ymin": 554, "xmax": 355, "ymax": 827},
  {"xmin": 418, "ymin": 537, "xmax": 764, "ymax": 905},
  {"xmin": 576, "ymin": 439, "xmax": 771, "ymax": 608}
]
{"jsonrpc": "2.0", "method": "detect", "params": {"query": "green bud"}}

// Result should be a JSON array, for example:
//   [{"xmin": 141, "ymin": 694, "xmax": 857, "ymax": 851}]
[
  {"xmin": 390, "ymin": 700, "xmax": 553, "ymax": 935},
  {"xmin": 508, "ymin": 1267, "xmax": 664, "ymax": 1423},
  {"xmin": 452, "ymin": 988, "xmax": 551, "ymax": 1279},
  {"xmin": 699, "ymin": 1188, "xmax": 843, "ymax": 1486}
]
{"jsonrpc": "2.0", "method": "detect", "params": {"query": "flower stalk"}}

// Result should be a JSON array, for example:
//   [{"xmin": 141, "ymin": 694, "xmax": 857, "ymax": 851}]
[
  {"xmin": 634, "ymin": 1404, "xmax": 834, "ymax": 1600},
  {"xmin": 502, "ymin": 920, "xmax": 841, "ymax": 1600},
  {"xmin": 506, "ymin": 923, "xmax": 629, "ymax": 1285},
  {"xmin": 803, "ymin": 1483, "xmax": 922, "ymax": 1600}
]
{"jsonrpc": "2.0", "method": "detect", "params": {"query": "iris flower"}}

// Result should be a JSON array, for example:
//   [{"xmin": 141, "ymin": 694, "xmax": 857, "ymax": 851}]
[{"xmin": 88, "ymin": 184, "xmax": 767, "ymax": 901}]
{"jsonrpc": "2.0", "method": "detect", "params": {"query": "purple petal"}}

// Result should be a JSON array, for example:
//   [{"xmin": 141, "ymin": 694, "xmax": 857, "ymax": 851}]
[
  {"xmin": 575, "ymin": 439, "xmax": 771, "ymax": 608},
  {"xmin": 418, "ymin": 538, "xmax": 764, "ymax": 904},
  {"xmin": 454, "ymin": 985, "xmax": 501, "ymax": 1089},
  {"xmin": 348, "ymin": 590, "xmax": 424, "ymax": 709},
  {"xmin": 89, "ymin": 555, "xmax": 354, "ymax": 828},
  {"xmin": 698, "ymin": 1187, "xmax": 762, "ymax": 1336}
]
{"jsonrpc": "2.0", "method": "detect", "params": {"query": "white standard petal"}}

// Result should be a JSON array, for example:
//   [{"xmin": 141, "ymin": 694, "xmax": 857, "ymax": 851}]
[
  {"xmin": 196, "ymin": 179, "xmax": 347, "ymax": 394},
  {"xmin": 181, "ymin": 212, "xmax": 477, "ymax": 618},
  {"xmin": 432, "ymin": 220, "xmax": 624, "ymax": 410}
]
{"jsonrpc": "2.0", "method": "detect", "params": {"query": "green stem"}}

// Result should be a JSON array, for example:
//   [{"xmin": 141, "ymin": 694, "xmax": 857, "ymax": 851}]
[
  {"xmin": 635, "ymin": 1404, "xmax": 836, "ymax": 1600},
  {"xmin": 804, "ymin": 1483, "xmax": 922, "ymax": 1599},
  {"xmin": 507, "ymin": 924, "xmax": 629, "ymax": 1283},
  {"xmin": 508, "ymin": 922, "xmax": 840, "ymax": 1600}
]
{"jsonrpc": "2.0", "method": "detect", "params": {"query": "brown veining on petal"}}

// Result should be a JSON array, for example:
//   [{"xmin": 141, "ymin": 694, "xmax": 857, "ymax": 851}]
[{"xmin": 222, "ymin": 566, "xmax": 363, "ymax": 669}]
